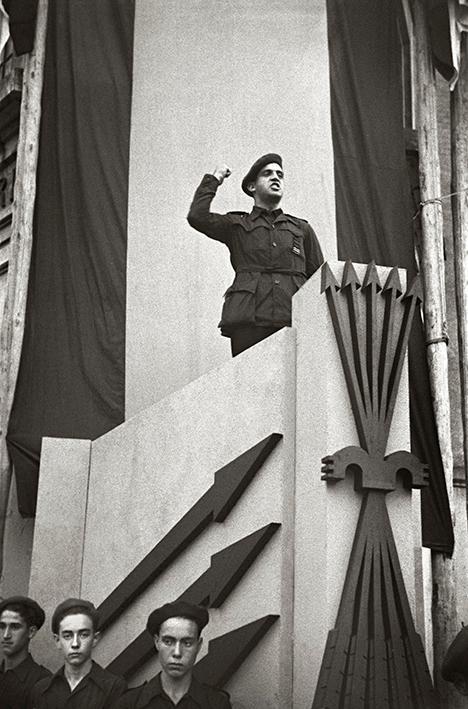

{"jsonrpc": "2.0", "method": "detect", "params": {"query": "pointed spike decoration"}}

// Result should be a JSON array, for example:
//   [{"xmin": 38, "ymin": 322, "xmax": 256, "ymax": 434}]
[
  {"xmin": 320, "ymin": 262, "xmax": 340, "ymax": 294},
  {"xmin": 341, "ymin": 260, "xmax": 361, "ymax": 290},
  {"xmin": 402, "ymin": 274, "xmax": 423, "ymax": 303},
  {"xmin": 194, "ymin": 615, "xmax": 279, "ymax": 688},
  {"xmin": 209, "ymin": 523, "xmax": 280, "ymax": 607},
  {"xmin": 362, "ymin": 260, "xmax": 382, "ymax": 291},
  {"xmin": 382, "ymin": 266, "xmax": 403, "ymax": 296}
]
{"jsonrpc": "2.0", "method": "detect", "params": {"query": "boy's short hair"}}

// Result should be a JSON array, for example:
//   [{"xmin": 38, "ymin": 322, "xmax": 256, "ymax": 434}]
[
  {"xmin": 51, "ymin": 598, "xmax": 99, "ymax": 634},
  {"xmin": 146, "ymin": 601, "xmax": 208, "ymax": 637},
  {"xmin": 0, "ymin": 596, "xmax": 45, "ymax": 630}
]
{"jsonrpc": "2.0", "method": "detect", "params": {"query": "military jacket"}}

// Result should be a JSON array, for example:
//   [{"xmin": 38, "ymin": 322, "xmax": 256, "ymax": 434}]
[
  {"xmin": 116, "ymin": 673, "xmax": 232, "ymax": 709},
  {"xmin": 187, "ymin": 174, "xmax": 323, "ymax": 335}
]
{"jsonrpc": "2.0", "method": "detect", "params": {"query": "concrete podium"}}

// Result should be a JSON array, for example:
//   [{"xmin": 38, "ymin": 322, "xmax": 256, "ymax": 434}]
[{"xmin": 28, "ymin": 262, "xmax": 431, "ymax": 708}]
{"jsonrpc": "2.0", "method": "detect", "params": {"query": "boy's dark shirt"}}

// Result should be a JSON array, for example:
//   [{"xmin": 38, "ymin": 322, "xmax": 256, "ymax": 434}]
[
  {"xmin": 0, "ymin": 653, "xmax": 51, "ymax": 709},
  {"xmin": 29, "ymin": 660, "xmax": 126, "ymax": 708},
  {"xmin": 116, "ymin": 672, "xmax": 232, "ymax": 709}
]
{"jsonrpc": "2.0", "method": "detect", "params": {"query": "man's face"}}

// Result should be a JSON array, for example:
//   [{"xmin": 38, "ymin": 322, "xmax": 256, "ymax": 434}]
[
  {"xmin": 54, "ymin": 613, "xmax": 98, "ymax": 668},
  {"xmin": 155, "ymin": 617, "xmax": 202, "ymax": 680},
  {"xmin": 0, "ymin": 609, "xmax": 35, "ymax": 659},
  {"xmin": 249, "ymin": 162, "xmax": 284, "ymax": 202}
]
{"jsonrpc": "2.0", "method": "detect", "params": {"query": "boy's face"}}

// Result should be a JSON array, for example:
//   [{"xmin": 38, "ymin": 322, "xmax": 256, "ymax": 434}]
[
  {"xmin": 0, "ymin": 609, "xmax": 35, "ymax": 658},
  {"xmin": 155, "ymin": 617, "xmax": 202, "ymax": 679},
  {"xmin": 54, "ymin": 612, "xmax": 99, "ymax": 667}
]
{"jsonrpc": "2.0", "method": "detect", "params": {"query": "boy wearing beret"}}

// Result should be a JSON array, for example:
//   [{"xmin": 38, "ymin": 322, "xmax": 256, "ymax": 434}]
[
  {"xmin": 117, "ymin": 600, "xmax": 232, "ymax": 708},
  {"xmin": 0, "ymin": 595, "xmax": 51, "ymax": 709},
  {"xmin": 30, "ymin": 598, "xmax": 126, "ymax": 708},
  {"xmin": 187, "ymin": 154, "xmax": 323, "ymax": 356}
]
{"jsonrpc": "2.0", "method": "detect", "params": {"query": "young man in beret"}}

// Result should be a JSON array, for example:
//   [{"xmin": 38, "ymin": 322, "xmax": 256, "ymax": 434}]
[
  {"xmin": 30, "ymin": 598, "xmax": 126, "ymax": 708},
  {"xmin": 0, "ymin": 595, "xmax": 51, "ymax": 709},
  {"xmin": 442, "ymin": 625, "xmax": 468, "ymax": 695},
  {"xmin": 187, "ymin": 154, "xmax": 324, "ymax": 356},
  {"xmin": 117, "ymin": 600, "xmax": 232, "ymax": 708}
]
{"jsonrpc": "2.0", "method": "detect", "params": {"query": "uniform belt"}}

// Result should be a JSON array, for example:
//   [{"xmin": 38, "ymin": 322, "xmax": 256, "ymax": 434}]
[{"xmin": 236, "ymin": 267, "xmax": 306, "ymax": 276}]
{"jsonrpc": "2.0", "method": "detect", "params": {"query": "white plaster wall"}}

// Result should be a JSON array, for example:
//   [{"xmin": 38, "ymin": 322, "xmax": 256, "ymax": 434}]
[
  {"xmin": 126, "ymin": 0, "xmax": 336, "ymax": 417},
  {"xmin": 77, "ymin": 329, "xmax": 296, "ymax": 708},
  {"xmin": 0, "ymin": 477, "xmax": 34, "ymax": 597},
  {"xmin": 28, "ymin": 438, "xmax": 92, "ymax": 667}
]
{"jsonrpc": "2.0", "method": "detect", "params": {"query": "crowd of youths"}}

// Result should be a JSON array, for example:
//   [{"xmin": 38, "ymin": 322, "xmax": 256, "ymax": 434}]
[{"xmin": 0, "ymin": 596, "xmax": 231, "ymax": 708}]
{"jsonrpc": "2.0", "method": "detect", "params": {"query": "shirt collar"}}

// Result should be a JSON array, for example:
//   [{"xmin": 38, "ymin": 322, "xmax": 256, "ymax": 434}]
[
  {"xmin": 39, "ymin": 660, "xmax": 106, "ymax": 694},
  {"xmin": 250, "ymin": 205, "xmax": 283, "ymax": 221},
  {"xmin": 136, "ymin": 672, "xmax": 204, "ymax": 707},
  {"xmin": 84, "ymin": 661, "xmax": 111, "ymax": 690},
  {"xmin": 5, "ymin": 653, "xmax": 35, "ymax": 681}
]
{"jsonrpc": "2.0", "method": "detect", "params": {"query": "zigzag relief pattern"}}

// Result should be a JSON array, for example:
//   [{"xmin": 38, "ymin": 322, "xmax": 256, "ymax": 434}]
[
  {"xmin": 313, "ymin": 263, "xmax": 436, "ymax": 708},
  {"xmin": 97, "ymin": 434, "xmax": 283, "ymax": 683}
]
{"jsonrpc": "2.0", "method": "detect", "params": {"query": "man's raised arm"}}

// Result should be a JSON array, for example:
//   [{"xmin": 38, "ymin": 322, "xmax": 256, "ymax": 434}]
[{"xmin": 187, "ymin": 164, "xmax": 234, "ymax": 243}]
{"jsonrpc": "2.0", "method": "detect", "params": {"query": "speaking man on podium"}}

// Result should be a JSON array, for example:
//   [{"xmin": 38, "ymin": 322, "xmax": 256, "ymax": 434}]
[{"xmin": 188, "ymin": 153, "xmax": 323, "ymax": 356}]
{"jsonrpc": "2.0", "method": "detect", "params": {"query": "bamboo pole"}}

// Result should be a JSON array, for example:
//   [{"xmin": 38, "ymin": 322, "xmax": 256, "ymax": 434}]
[
  {"xmin": 413, "ymin": 1, "xmax": 458, "ymax": 705},
  {"xmin": 451, "ymin": 36, "xmax": 468, "ymax": 508},
  {"xmin": 0, "ymin": 0, "xmax": 48, "ymax": 579}
]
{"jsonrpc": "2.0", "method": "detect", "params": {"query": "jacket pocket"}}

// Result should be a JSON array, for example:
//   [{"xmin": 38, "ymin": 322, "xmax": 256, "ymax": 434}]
[{"xmin": 220, "ymin": 274, "xmax": 259, "ymax": 327}]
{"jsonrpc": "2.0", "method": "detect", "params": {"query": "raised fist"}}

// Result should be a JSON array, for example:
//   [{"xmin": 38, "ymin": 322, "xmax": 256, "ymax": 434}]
[{"xmin": 212, "ymin": 164, "xmax": 232, "ymax": 184}]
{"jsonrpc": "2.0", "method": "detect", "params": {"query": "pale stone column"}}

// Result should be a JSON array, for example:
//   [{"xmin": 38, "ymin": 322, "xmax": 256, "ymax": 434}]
[
  {"xmin": 28, "ymin": 437, "xmax": 91, "ymax": 669},
  {"xmin": 126, "ymin": 0, "xmax": 336, "ymax": 417}
]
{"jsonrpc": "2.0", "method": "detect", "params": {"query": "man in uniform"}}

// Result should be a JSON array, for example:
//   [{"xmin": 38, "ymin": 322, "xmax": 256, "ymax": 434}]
[
  {"xmin": 30, "ymin": 598, "xmax": 126, "ymax": 708},
  {"xmin": 187, "ymin": 153, "xmax": 324, "ymax": 356},
  {"xmin": 0, "ymin": 595, "xmax": 51, "ymax": 709},
  {"xmin": 116, "ymin": 600, "xmax": 232, "ymax": 708}
]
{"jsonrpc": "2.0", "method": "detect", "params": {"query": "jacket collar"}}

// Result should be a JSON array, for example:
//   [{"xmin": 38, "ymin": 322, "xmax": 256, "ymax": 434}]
[{"xmin": 250, "ymin": 205, "xmax": 283, "ymax": 221}]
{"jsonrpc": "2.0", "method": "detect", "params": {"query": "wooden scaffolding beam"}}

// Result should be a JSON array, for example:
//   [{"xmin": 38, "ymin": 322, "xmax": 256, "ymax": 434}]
[
  {"xmin": 0, "ymin": 0, "xmax": 48, "ymax": 578},
  {"xmin": 413, "ymin": 1, "xmax": 459, "ymax": 706},
  {"xmin": 451, "ymin": 36, "xmax": 468, "ymax": 506}
]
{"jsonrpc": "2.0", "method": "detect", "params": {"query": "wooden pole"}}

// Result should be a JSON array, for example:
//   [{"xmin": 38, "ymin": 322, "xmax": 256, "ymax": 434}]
[
  {"xmin": 451, "ymin": 36, "xmax": 468, "ymax": 506},
  {"xmin": 413, "ymin": 1, "xmax": 459, "ymax": 706},
  {"xmin": 0, "ymin": 0, "xmax": 48, "ymax": 579}
]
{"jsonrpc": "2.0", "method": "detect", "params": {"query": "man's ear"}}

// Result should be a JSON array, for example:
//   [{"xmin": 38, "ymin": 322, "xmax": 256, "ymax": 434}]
[
  {"xmin": 92, "ymin": 631, "xmax": 101, "ymax": 648},
  {"xmin": 248, "ymin": 182, "xmax": 255, "ymax": 194},
  {"xmin": 53, "ymin": 634, "xmax": 60, "ymax": 649},
  {"xmin": 28, "ymin": 625, "xmax": 38, "ymax": 641}
]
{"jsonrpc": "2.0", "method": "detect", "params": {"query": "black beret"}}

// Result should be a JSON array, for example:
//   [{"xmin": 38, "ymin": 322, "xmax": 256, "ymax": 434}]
[
  {"xmin": 241, "ymin": 153, "xmax": 283, "ymax": 195},
  {"xmin": 51, "ymin": 598, "xmax": 99, "ymax": 634},
  {"xmin": 0, "ymin": 596, "xmax": 45, "ymax": 630},
  {"xmin": 442, "ymin": 626, "xmax": 468, "ymax": 681},
  {"xmin": 146, "ymin": 601, "xmax": 209, "ymax": 637}
]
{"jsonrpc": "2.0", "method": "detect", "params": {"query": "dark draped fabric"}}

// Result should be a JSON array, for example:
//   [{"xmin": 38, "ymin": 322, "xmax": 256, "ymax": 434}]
[
  {"xmin": 7, "ymin": 0, "xmax": 135, "ymax": 516},
  {"xmin": 3, "ymin": 0, "xmax": 38, "ymax": 55},
  {"xmin": 327, "ymin": 0, "xmax": 454, "ymax": 552},
  {"xmin": 428, "ymin": 0, "xmax": 455, "ymax": 83}
]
